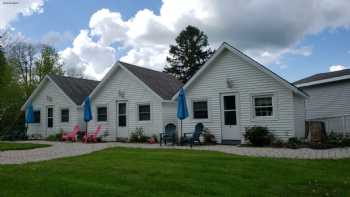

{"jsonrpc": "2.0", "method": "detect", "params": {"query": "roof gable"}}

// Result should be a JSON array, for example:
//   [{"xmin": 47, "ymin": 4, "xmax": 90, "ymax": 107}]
[
  {"xmin": 90, "ymin": 61, "xmax": 183, "ymax": 101},
  {"xmin": 119, "ymin": 62, "xmax": 183, "ymax": 100},
  {"xmin": 172, "ymin": 42, "xmax": 307, "ymax": 100}
]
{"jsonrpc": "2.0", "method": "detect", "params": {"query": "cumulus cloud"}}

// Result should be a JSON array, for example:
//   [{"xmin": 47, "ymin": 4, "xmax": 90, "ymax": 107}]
[
  {"xmin": 329, "ymin": 65, "xmax": 347, "ymax": 72},
  {"xmin": 0, "ymin": 0, "xmax": 45, "ymax": 29},
  {"xmin": 59, "ymin": 30, "xmax": 116, "ymax": 77},
  {"xmin": 61, "ymin": 0, "xmax": 350, "ymax": 79}
]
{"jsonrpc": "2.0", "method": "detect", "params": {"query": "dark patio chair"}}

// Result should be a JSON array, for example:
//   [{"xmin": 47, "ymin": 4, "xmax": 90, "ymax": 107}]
[
  {"xmin": 182, "ymin": 123, "xmax": 204, "ymax": 147},
  {"xmin": 160, "ymin": 123, "xmax": 177, "ymax": 146}
]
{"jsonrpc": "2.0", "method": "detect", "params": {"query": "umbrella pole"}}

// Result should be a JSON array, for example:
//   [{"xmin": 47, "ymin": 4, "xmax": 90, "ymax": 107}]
[
  {"xmin": 180, "ymin": 120, "xmax": 182, "ymax": 145},
  {"xmin": 85, "ymin": 121, "xmax": 88, "ymax": 143}
]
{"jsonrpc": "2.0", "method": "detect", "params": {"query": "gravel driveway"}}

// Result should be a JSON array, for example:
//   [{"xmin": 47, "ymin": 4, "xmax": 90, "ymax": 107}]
[{"xmin": 1, "ymin": 141, "xmax": 350, "ymax": 164}]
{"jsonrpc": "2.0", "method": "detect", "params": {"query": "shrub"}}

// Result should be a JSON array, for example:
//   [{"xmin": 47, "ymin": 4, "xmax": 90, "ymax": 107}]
[
  {"xmin": 286, "ymin": 137, "xmax": 303, "ymax": 149},
  {"xmin": 325, "ymin": 132, "xmax": 350, "ymax": 147},
  {"xmin": 46, "ymin": 131, "xmax": 63, "ymax": 141},
  {"xmin": 244, "ymin": 126, "xmax": 273, "ymax": 146},
  {"xmin": 202, "ymin": 128, "xmax": 216, "ymax": 144},
  {"xmin": 129, "ymin": 127, "xmax": 149, "ymax": 143}
]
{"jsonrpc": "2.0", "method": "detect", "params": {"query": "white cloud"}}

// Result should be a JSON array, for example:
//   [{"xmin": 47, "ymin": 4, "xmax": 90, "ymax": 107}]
[
  {"xmin": 329, "ymin": 65, "xmax": 347, "ymax": 72},
  {"xmin": 0, "ymin": 0, "xmax": 45, "ymax": 29},
  {"xmin": 61, "ymin": 0, "xmax": 350, "ymax": 79},
  {"xmin": 59, "ymin": 30, "xmax": 116, "ymax": 78}
]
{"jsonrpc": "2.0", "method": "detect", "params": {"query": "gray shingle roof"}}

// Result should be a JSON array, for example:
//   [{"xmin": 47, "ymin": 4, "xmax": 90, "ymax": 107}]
[
  {"xmin": 119, "ymin": 61, "xmax": 183, "ymax": 100},
  {"xmin": 48, "ymin": 75, "xmax": 99, "ymax": 105},
  {"xmin": 294, "ymin": 69, "xmax": 350, "ymax": 85}
]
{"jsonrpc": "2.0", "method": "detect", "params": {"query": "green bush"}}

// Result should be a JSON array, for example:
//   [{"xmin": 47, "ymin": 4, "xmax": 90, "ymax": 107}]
[
  {"xmin": 286, "ymin": 137, "xmax": 303, "ymax": 149},
  {"xmin": 129, "ymin": 127, "xmax": 149, "ymax": 143},
  {"xmin": 244, "ymin": 126, "xmax": 274, "ymax": 146},
  {"xmin": 325, "ymin": 132, "xmax": 350, "ymax": 147},
  {"xmin": 46, "ymin": 131, "xmax": 63, "ymax": 141}
]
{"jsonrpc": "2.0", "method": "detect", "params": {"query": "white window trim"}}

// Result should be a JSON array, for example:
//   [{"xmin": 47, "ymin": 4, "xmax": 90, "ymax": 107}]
[
  {"xmin": 250, "ymin": 93, "xmax": 278, "ymax": 121},
  {"xmin": 191, "ymin": 98, "xmax": 210, "ymax": 122},
  {"xmin": 60, "ymin": 108, "xmax": 70, "ymax": 123},
  {"xmin": 96, "ymin": 105, "xmax": 108, "ymax": 122},
  {"xmin": 137, "ymin": 103, "xmax": 152, "ymax": 122}
]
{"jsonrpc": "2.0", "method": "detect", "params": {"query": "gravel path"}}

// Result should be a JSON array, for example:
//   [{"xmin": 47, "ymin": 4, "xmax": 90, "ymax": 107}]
[{"xmin": 1, "ymin": 141, "xmax": 350, "ymax": 164}]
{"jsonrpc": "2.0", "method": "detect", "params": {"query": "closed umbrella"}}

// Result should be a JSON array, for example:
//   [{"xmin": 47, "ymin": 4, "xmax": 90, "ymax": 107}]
[
  {"xmin": 25, "ymin": 102, "xmax": 34, "ymax": 137},
  {"xmin": 83, "ymin": 97, "xmax": 93, "ymax": 142},
  {"xmin": 177, "ymin": 88, "xmax": 189, "ymax": 143}
]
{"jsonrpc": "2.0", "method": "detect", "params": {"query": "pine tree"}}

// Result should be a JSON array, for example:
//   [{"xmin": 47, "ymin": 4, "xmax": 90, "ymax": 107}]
[{"xmin": 164, "ymin": 25, "xmax": 213, "ymax": 83}]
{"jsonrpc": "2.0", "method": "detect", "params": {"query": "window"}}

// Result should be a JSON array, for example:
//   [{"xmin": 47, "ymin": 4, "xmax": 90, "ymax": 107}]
[
  {"xmin": 118, "ymin": 103, "xmax": 127, "ymax": 127},
  {"xmin": 254, "ymin": 96, "xmax": 273, "ymax": 117},
  {"xmin": 33, "ymin": 110, "xmax": 40, "ymax": 123},
  {"xmin": 47, "ymin": 107, "xmax": 53, "ymax": 128},
  {"xmin": 97, "ymin": 107, "xmax": 107, "ymax": 122},
  {"xmin": 138, "ymin": 104, "xmax": 150, "ymax": 121},
  {"xmin": 193, "ymin": 101, "xmax": 208, "ymax": 119},
  {"xmin": 61, "ymin": 109, "xmax": 69, "ymax": 122}
]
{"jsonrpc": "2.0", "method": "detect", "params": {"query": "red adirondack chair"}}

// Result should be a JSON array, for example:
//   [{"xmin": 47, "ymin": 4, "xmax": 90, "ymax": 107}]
[
  {"xmin": 62, "ymin": 125, "xmax": 80, "ymax": 142},
  {"xmin": 83, "ymin": 125, "xmax": 102, "ymax": 143}
]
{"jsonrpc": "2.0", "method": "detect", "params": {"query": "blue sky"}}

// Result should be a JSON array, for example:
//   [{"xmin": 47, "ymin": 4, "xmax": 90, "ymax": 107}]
[{"xmin": 1, "ymin": 0, "xmax": 350, "ymax": 81}]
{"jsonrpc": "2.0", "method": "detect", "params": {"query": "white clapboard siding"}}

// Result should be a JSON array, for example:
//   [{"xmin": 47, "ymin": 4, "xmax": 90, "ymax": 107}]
[
  {"xmin": 302, "ymin": 80, "xmax": 350, "ymax": 120},
  {"xmin": 28, "ymin": 79, "xmax": 80, "ymax": 138},
  {"xmin": 183, "ymin": 49, "xmax": 301, "ymax": 142},
  {"xmin": 161, "ymin": 102, "xmax": 178, "ymax": 127},
  {"xmin": 293, "ymin": 94, "xmax": 306, "ymax": 138},
  {"xmin": 89, "ymin": 67, "xmax": 164, "ymax": 141}
]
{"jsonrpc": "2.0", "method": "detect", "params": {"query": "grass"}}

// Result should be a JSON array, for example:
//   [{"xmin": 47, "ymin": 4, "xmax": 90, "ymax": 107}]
[
  {"xmin": 0, "ymin": 142, "xmax": 50, "ymax": 151},
  {"xmin": 0, "ymin": 148, "xmax": 349, "ymax": 196}
]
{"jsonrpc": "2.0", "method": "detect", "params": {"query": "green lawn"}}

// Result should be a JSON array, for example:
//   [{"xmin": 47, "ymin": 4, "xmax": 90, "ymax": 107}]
[
  {"xmin": 0, "ymin": 148, "xmax": 349, "ymax": 196},
  {"xmin": 0, "ymin": 142, "xmax": 50, "ymax": 151}
]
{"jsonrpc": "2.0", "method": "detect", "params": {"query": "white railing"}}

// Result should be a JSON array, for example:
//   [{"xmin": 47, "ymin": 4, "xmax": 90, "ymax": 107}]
[{"xmin": 308, "ymin": 115, "xmax": 350, "ymax": 134}]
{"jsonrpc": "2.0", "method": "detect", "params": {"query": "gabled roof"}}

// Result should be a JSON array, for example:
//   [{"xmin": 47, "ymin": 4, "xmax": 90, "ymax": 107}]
[
  {"xmin": 294, "ymin": 69, "xmax": 350, "ymax": 87},
  {"xmin": 119, "ymin": 62, "xmax": 183, "ymax": 100},
  {"xmin": 21, "ymin": 75, "xmax": 99, "ymax": 110},
  {"xmin": 48, "ymin": 75, "xmax": 99, "ymax": 105},
  {"xmin": 172, "ymin": 42, "xmax": 308, "ymax": 100},
  {"xmin": 90, "ymin": 61, "xmax": 183, "ymax": 101}
]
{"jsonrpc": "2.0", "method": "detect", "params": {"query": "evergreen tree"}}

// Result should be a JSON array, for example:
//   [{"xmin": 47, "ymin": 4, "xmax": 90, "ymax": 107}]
[{"xmin": 164, "ymin": 25, "xmax": 213, "ymax": 83}]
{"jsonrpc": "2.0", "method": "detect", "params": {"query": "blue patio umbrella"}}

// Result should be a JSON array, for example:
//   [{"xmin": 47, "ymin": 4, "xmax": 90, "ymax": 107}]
[
  {"xmin": 83, "ymin": 97, "xmax": 93, "ymax": 142},
  {"xmin": 177, "ymin": 88, "xmax": 189, "ymax": 140}
]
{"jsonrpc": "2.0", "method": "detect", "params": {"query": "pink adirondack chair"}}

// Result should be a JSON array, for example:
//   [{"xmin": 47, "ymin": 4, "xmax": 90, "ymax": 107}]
[
  {"xmin": 83, "ymin": 125, "xmax": 102, "ymax": 143},
  {"xmin": 62, "ymin": 125, "xmax": 80, "ymax": 142}
]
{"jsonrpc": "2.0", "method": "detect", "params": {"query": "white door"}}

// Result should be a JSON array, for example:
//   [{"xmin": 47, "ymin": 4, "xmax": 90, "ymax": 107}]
[
  {"xmin": 221, "ymin": 94, "xmax": 240, "ymax": 141},
  {"xmin": 116, "ymin": 101, "xmax": 128, "ymax": 138},
  {"xmin": 46, "ymin": 106, "xmax": 54, "ymax": 137}
]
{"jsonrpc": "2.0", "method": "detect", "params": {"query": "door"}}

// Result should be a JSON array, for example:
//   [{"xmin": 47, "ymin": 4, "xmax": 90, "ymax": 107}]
[
  {"xmin": 116, "ymin": 101, "xmax": 128, "ymax": 138},
  {"xmin": 46, "ymin": 106, "xmax": 54, "ymax": 136},
  {"xmin": 221, "ymin": 93, "xmax": 240, "ymax": 141}
]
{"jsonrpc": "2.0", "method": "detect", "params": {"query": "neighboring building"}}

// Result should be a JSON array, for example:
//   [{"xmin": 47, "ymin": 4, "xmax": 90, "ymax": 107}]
[
  {"xmin": 294, "ymin": 69, "xmax": 350, "ymax": 133},
  {"xmin": 21, "ymin": 75, "xmax": 99, "ymax": 138},
  {"xmin": 172, "ymin": 42, "xmax": 307, "ymax": 144},
  {"xmin": 87, "ymin": 61, "xmax": 183, "ymax": 141}
]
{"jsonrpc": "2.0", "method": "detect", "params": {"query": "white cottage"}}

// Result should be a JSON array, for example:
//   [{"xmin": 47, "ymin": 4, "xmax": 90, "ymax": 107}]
[
  {"xmin": 294, "ymin": 69, "xmax": 350, "ymax": 133},
  {"xmin": 21, "ymin": 75, "xmax": 99, "ymax": 138},
  {"xmin": 172, "ymin": 42, "xmax": 308, "ymax": 144},
  {"xmin": 87, "ymin": 61, "xmax": 183, "ymax": 141}
]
